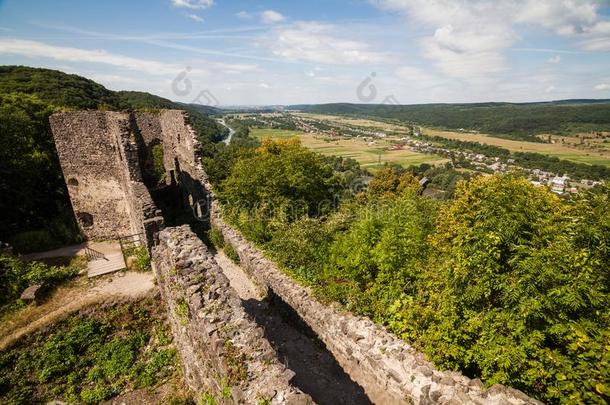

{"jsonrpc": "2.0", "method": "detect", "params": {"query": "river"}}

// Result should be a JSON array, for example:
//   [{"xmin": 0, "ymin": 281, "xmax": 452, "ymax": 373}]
[{"xmin": 217, "ymin": 118, "xmax": 235, "ymax": 145}]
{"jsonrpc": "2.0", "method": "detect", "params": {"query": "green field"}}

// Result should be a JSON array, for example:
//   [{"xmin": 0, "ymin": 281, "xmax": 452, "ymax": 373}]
[
  {"xmin": 294, "ymin": 113, "xmax": 610, "ymax": 168},
  {"xmin": 251, "ymin": 128, "xmax": 448, "ymax": 171}
]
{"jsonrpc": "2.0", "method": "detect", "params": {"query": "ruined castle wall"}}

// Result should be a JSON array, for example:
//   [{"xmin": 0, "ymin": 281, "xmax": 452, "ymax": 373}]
[
  {"xmin": 50, "ymin": 111, "xmax": 163, "ymax": 243},
  {"xmin": 50, "ymin": 112, "xmax": 137, "ymax": 240},
  {"xmin": 152, "ymin": 225, "xmax": 311, "ymax": 405},
  {"xmin": 150, "ymin": 112, "xmax": 539, "ymax": 404},
  {"xmin": 208, "ymin": 210, "xmax": 541, "ymax": 405},
  {"xmin": 156, "ymin": 110, "xmax": 208, "ymax": 210}
]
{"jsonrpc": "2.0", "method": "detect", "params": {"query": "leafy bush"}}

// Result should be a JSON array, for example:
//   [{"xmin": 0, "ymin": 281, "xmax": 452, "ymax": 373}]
[
  {"xmin": 0, "ymin": 298, "xmax": 178, "ymax": 404},
  {"xmin": 0, "ymin": 255, "xmax": 80, "ymax": 309},
  {"xmin": 124, "ymin": 246, "xmax": 151, "ymax": 272},
  {"xmin": 10, "ymin": 230, "xmax": 55, "ymax": 253},
  {"xmin": 207, "ymin": 226, "xmax": 225, "ymax": 249},
  {"xmin": 223, "ymin": 242, "xmax": 240, "ymax": 264},
  {"xmin": 223, "ymin": 160, "xmax": 610, "ymax": 402}
]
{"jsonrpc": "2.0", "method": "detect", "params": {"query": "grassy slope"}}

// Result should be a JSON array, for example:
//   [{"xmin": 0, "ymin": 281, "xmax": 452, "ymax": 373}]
[{"xmin": 0, "ymin": 297, "xmax": 186, "ymax": 404}]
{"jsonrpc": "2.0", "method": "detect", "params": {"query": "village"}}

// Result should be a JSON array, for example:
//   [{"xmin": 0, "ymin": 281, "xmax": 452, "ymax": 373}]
[{"xmin": 250, "ymin": 113, "xmax": 603, "ymax": 195}]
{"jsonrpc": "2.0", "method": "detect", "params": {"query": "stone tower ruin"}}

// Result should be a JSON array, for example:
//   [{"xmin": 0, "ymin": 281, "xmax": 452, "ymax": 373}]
[{"xmin": 49, "ymin": 109, "xmax": 204, "ymax": 244}]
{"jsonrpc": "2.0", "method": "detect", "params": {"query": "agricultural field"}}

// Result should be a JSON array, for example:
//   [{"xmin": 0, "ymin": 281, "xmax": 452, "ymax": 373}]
[
  {"xmin": 293, "ymin": 113, "xmax": 408, "ymax": 132},
  {"xmin": 295, "ymin": 113, "xmax": 610, "ymax": 167},
  {"xmin": 424, "ymin": 128, "xmax": 610, "ymax": 167},
  {"xmin": 251, "ymin": 128, "xmax": 448, "ymax": 171}
]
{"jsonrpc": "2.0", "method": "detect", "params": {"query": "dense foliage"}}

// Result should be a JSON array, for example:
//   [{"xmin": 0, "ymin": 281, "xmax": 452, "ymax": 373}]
[
  {"xmin": 219, "ymin": 139, "xmax": 343, "ymax": 243},
  {"xmin": 0, "ymin": 66, "xmax": 224, "ymax": 251},
  {"xmin": 0, "ymin": 255, "xmax": 81, "ymax": 311},
  {"xmin": 0, "ymin": 66, "xmax": 122, "ymax": 109},
  {"xmin": 0, "ymin": 92, "xmax": 82, "ymax": 251},
  {"xmin": 212, "ymin": 136, "xmax": 610, "ymax": 403},
  {"xmin": 0, "ymin": 298, "xmax": 179, "ymax": 404},
  {"xmin": 292, "ymin": 101, "xmax": 610, "ymax": 141}
]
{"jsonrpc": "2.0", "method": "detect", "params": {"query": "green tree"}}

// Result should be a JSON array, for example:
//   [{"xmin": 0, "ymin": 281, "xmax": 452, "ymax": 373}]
[
  {"xmin": 220, "ymin": 139, "xmax": 342, "ymax": 241},
  {"xmin": 403, "ymin": 175, "xmax": 610, "ymax": 403}
]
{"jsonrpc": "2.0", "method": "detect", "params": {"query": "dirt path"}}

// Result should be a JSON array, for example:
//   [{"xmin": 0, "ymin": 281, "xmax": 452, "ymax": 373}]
[
  {"xmin": 214, "ymin": 251, "xmax": 262, "ymax": 300},
  {"xmin": 0, "ymin": 272, "xmax": 155, "ymax": 350},
  {"xmin": 212, "ymin": 251, "xmax": 372, "ymax": 405}
]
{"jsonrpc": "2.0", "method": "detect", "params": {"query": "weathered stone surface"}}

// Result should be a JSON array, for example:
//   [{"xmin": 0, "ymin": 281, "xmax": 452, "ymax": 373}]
[
  {"xmin": 49, "ymin": 111, "xmax": 164, "ymax": 244},
  {"xmin": 153, "ymin": 226, "xmax": 311, "ymax": 404},
  {"xmin": 51, "ymin": 109, "xmax": 543, "ymax": 405},
  {"xmin": 206, "ymin": 189, "xmax": 542, "ymax": 405},
  {"xmin": 20, "ymin": 283, "xmax": 44, "ymax": 302}
]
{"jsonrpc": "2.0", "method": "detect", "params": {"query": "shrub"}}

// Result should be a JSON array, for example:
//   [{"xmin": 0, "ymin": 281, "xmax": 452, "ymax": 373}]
[
  {"xmin": 124, "ymin": 246, "xmax": 151, "ymax": 272},
  {"xmin": 224, "ymin": 242, "xmax": 240, "ymax": 264},
  {"xmin": 11, "ymin": 230, "xmax": 55, "ymax": 253},
  {"xmin": 207, "ymin": 226, "xmax": 225, "ymax": 249},
  {"xmin": 0, "ymin": 255, "xmax": 80, "ymax": 309}
]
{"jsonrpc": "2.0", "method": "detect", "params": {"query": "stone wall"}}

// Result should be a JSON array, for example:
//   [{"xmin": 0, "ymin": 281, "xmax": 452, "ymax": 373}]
[
  {"xmin": 52, "ymin": 109, "xmax": 543, "ymax": 404},
  {"xmin": 152, "ymin": 225, "xmax": 311, "ymax": 405},
  {"xmin": 143, "ymin": 110, "xmax": 541, "ymax": 404},
  {"xmin": 208, "ymin": 210, "xmax": 542, "ymax": 405},
  {"xmin": 50, "ymin": 111, "xmax": 165, "ymax": 244}
]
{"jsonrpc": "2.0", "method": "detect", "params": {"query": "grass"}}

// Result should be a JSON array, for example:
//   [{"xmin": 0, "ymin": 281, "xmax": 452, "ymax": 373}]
[
  {"xmin": 0, "ymin": 298, "xmax": 180, "ymax": 404},
  {"xmin": 424, "ymin": 128, "xmax": 610, "ymax": 167},
  {"xmin": 293, "ymin": 113, "xmax": 610, "ymax": 168},
  {"xmin": 251, "ymin": 128, "xmax": 448, "ymax": 171}
]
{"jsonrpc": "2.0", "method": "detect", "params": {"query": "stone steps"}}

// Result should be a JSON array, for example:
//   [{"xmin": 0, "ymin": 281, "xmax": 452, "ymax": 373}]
[{"xmin": 87, "ymin": 252, "xmax": 126, "ymax": 277}]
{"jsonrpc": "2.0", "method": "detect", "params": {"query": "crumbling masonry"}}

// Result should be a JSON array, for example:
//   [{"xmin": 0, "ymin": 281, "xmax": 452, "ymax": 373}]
[{"xmin": 50, "ymin": 110, "xmax": 541, "ymax": 404}]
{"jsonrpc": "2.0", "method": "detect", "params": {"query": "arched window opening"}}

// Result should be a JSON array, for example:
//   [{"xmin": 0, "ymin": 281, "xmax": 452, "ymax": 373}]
[{"xmin": 76, "ymin": 212, "xmax": 94, "ymax": 228}]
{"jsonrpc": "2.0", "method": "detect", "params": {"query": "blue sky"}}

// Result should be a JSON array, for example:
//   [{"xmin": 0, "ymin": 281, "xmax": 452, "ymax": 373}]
[{"xmin": 0, "ymin": 0, "xmax": 610, "ymax": 106}]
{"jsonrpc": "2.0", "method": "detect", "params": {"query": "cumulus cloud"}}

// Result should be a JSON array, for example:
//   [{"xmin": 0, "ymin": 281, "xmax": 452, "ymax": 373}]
[
  {"xmin": 270, "ymin": 22, "xmax": 387, "ymax": 65},
  {"xmin": 373, "ymin": 0, "xmax": 610, "ymax": 79},
  {"xmin": 186, "ymin": 14, "xmax": 204, "ymax": 23},
  {"xmin": 0, "ymin": 38, "xmax": 203, "ymax": 76},
  {"xmin": 595, "ymin": 83, "xmax": 610, "ymax": 91},
  {"xmin": 171, "ymin": 0, "xmax": 213, "ymax": 9},
  {"xmin": 261, "ymin": 10, "xmax": 285, "ymax": 24}
]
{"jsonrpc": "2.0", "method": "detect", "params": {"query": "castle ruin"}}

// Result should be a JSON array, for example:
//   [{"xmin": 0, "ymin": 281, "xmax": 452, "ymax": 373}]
[{"xmin": 49, "ymin": 110, "xmax": 540, "ymax": 404}]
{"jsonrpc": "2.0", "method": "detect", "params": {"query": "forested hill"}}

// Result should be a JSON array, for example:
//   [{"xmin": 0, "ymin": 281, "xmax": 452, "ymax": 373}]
[
  {"xmin": 0, "ymin": 66, "xmax": 225, "ymax": 143},
  {"xmin": 0, "ymin": 65, "xmax": 225, "ymax": 251},
  {"xmin": 290, "ymin": 100, "xmax": 610, "ymax": 141}
]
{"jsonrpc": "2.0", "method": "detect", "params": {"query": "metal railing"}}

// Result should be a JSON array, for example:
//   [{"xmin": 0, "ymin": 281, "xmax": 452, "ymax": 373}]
[
  {"xmin": 117, "ymin": 232, "xmax": 146, "ymax": 264},
  {"xmin": 84, "ymin": 246, "xmax": 107, "ymax": 261}
]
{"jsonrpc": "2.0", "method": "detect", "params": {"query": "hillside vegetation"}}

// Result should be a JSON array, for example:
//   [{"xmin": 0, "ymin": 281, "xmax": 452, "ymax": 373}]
[
  {"xmin": 291, "ymin": 101, "xmax": 610, "ymax": 141},
  {"xmin": 205, "ymin": 131, "xmax": 610, "ymax": 403},
  {"xmin": 0, "ymin": 298, "xmax": 184, "ymax": 404},
  {"xmin": 0, "ymin": 66, "xmax": 225, "ymax": 252}
]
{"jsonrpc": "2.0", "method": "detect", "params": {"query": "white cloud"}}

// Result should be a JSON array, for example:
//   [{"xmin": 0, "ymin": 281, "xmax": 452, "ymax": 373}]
[
  {"xmin": 515, "ymin": 0, "xmax": 598, "ymax": 35},
  {"xmin": 236, "ymin": 11, "xmax": 252, "ymax": 19},
  {"xmin": 395, "ymin": 65, "xmax": 438, "ymax": 84},
  {"xmin": 0, "ymin": 38, "xmax": 204, "ymax": 76},
  {"xmin": 261, "ymin": 10, "xmax": 285, "ymax": 24},
  {"xmin": 270, "ymin": 22, "xmax": 387, "ymax": 65},
  {"xmin": 171, "ymin": 0, "xmax": 213, "ymax": 9},
  {"xmin": 594, "ymin": 83, "xmax": 610, "ymax": 91},
  {"xmin": 186, "ymin": 14, "xmax": 204, "ymax": 23},
  {"xmin": 373, "ymin": 0, "xmax": 610, "ymax": 79},
  {"xmin": 548, "ymin": 55, "xmax": 561, "ymax": 64},
  {"xmin": 581, "ymin": 37, "xmax": 610, "ymax": 51}
]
